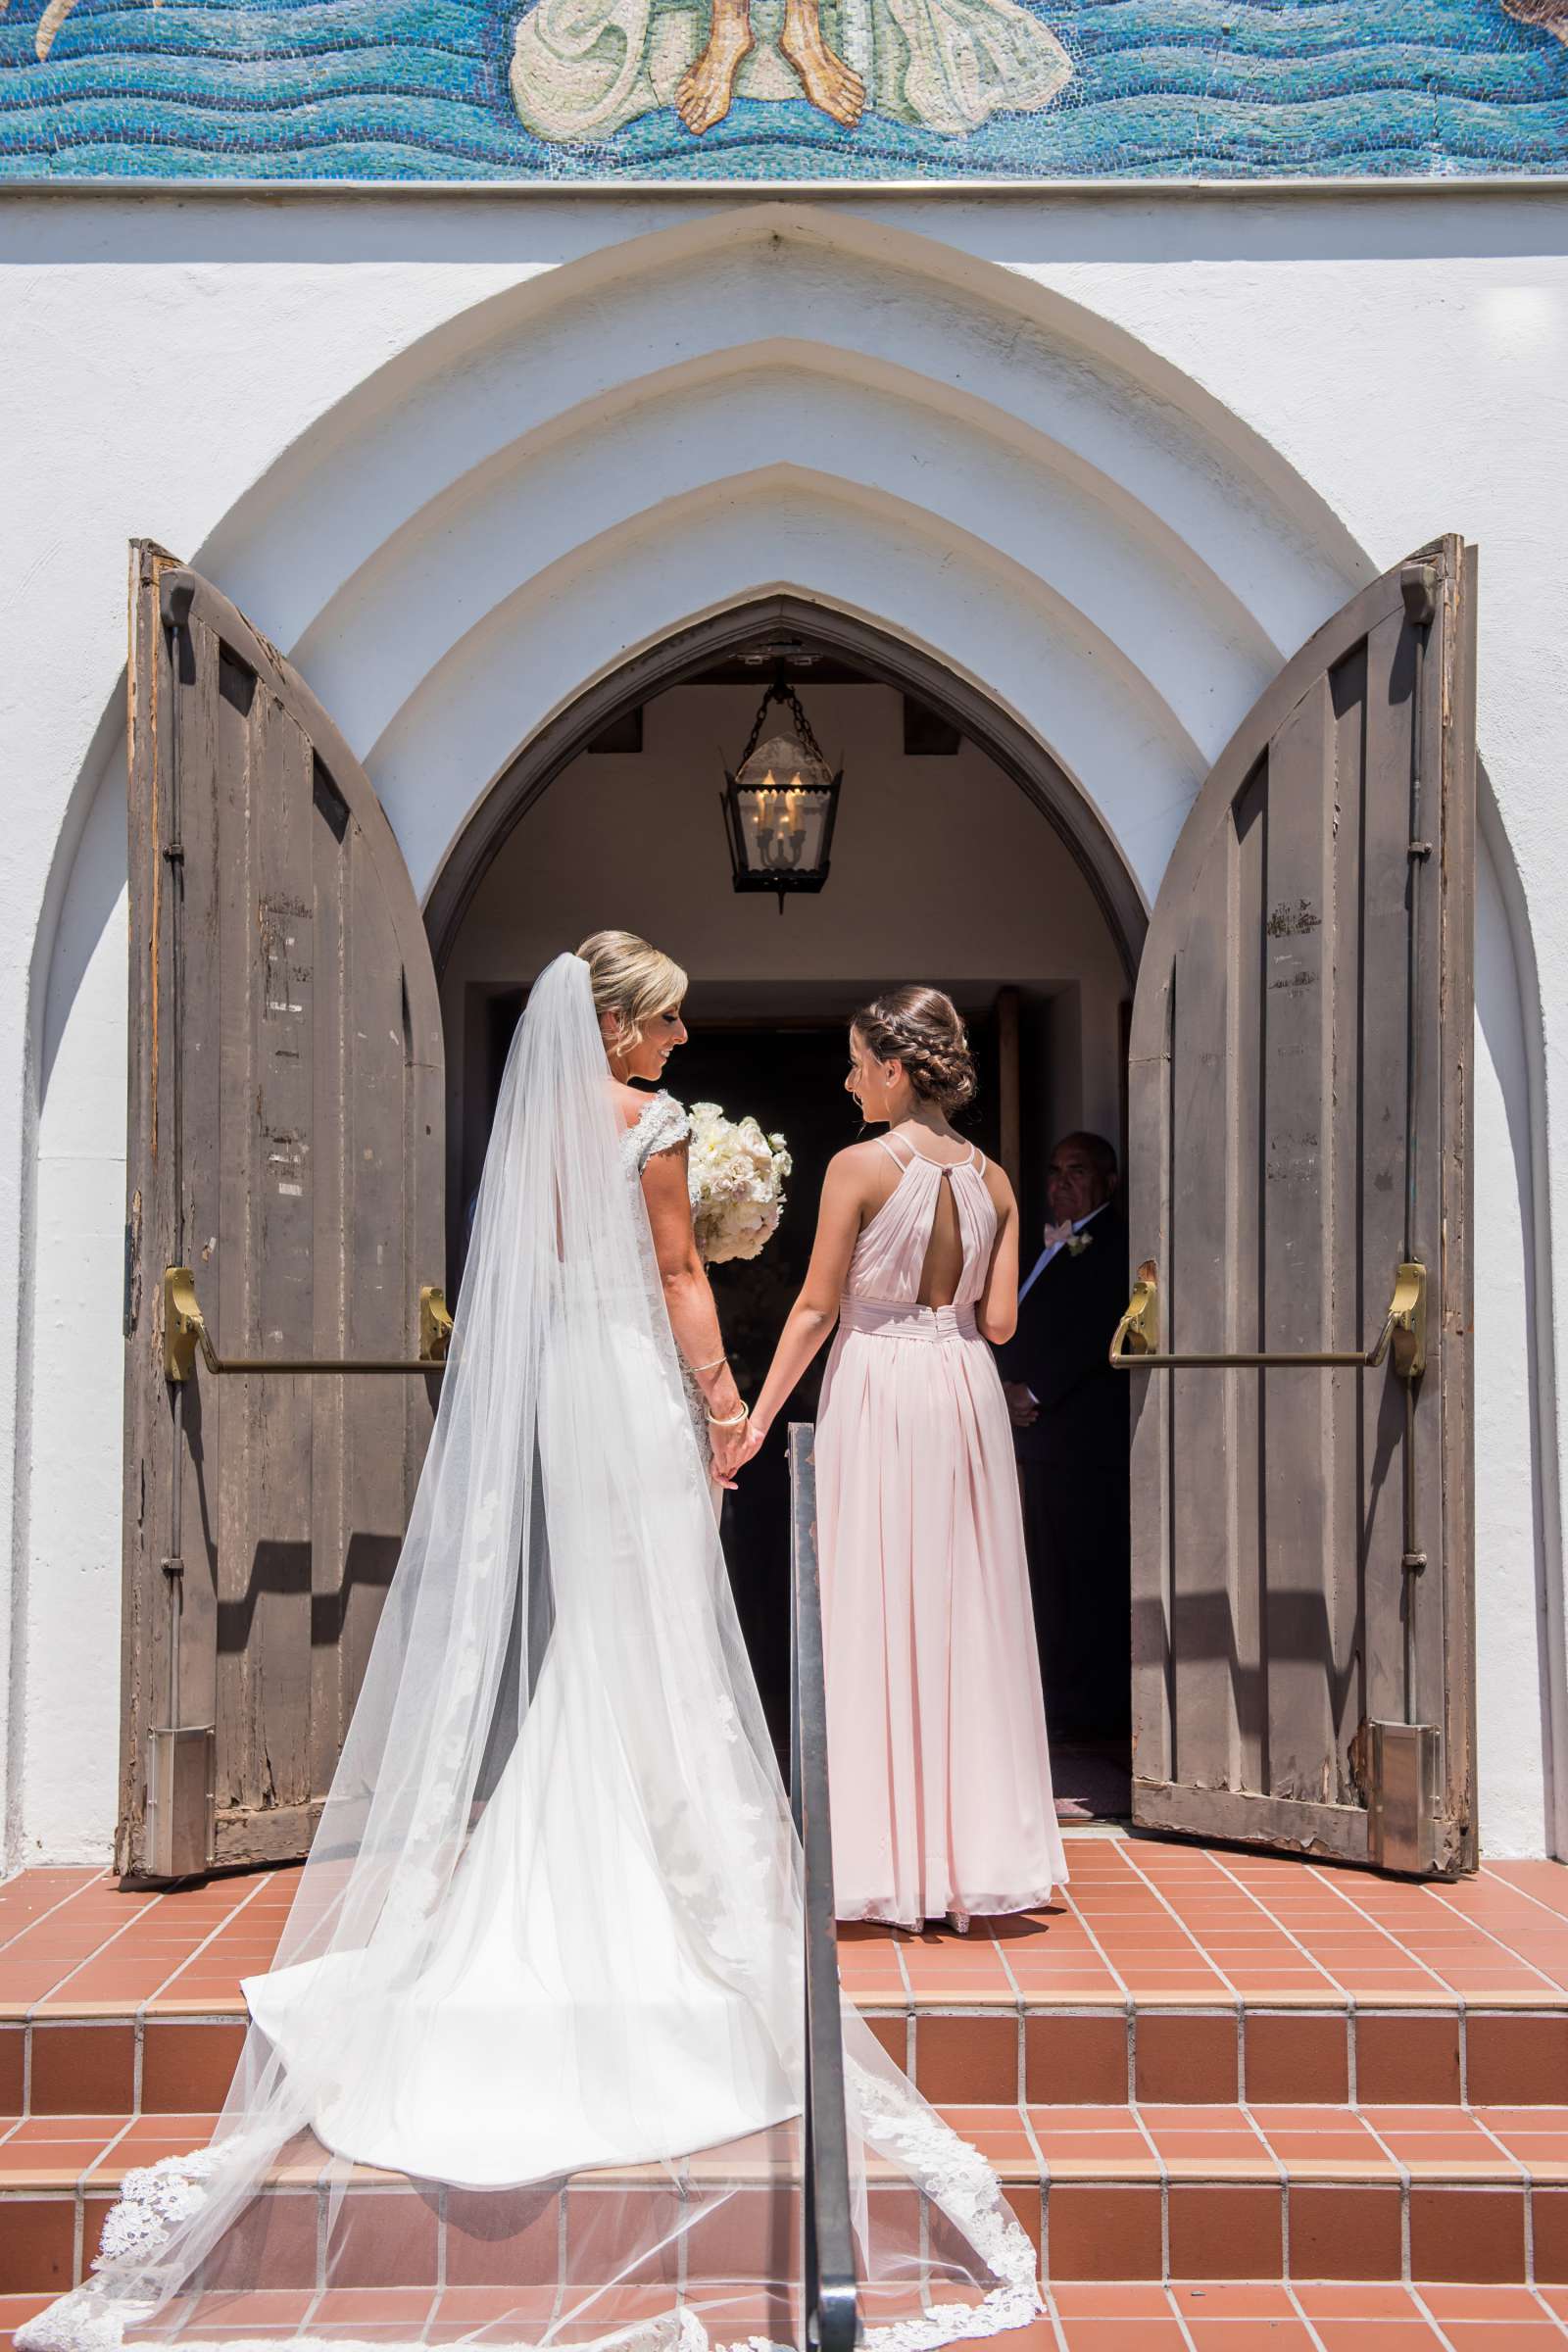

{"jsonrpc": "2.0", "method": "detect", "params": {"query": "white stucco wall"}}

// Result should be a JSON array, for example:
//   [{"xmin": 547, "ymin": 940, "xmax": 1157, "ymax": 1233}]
[{"xmin": 3, "ymin": 185, "xmax": 1565, "ymax": 1868}]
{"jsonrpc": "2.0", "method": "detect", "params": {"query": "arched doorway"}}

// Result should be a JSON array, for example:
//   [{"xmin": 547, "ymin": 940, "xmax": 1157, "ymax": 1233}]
[
  {"xmin": 116, "ymin": 536, "xmax": 1482, "ymax": 1881},
  {"xmin": 429, "ymin": 598, "xmax": 1147, "ymax": 1808},
  {"xmin": 425, "ymin": 593, "xmax": 1147, "ymax": 976}
]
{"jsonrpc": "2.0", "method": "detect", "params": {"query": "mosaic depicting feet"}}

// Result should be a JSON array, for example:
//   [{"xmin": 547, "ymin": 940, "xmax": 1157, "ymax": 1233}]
[
  {"xmin": 780, "ymin": 0, "xmax": 866, "ymax": 124},
  {"xmin": 676, "ymin": 16, "xmax": 756, "ymax": 131}
]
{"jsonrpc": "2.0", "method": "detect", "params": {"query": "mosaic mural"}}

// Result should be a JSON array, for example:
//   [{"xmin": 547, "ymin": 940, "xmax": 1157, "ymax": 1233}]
[{"xmin": 1, "ymin": 0, "xmax": 1564, "ymax": 178}]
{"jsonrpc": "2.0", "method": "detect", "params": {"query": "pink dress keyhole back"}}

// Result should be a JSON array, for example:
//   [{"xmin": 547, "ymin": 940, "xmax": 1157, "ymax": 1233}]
[{"xmin": 816, "ymin": 1134, "xmax": 1068, "ymax": 1930}]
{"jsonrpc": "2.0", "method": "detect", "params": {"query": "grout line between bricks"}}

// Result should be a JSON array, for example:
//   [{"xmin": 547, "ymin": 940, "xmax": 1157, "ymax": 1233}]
[
  {"xmin": 1283, "ymin": 2280, "xmax": 1331, "ymax": 2352},
  {"xmin": 1460, "ymin": 2089, "xmax": 1545, "ymax": 2299},
  {"xmin": 1467, "ymin": 2103, "xmax": 1533, "ymax": 2184},
  {"xmin": 1355, "ymin": 2106, "xmax": 1414, "ymax": 2285},
  {"xmin": 889, "ymin": 1933, "xmax": 916, "ymax": 2080},
  {"xmin": 1014, "ymin": 2090, "xmax": 1049, "ymax": 2296},
  {"xmin": 1043, "ymin": 1865, "xmax": 1135, "ymax": 2102},
  {"xmin": 1161, "ymin": 2281, "xmax": 1200, "ymax": 2351},
  {"xmin": 1414, "ymin": 1882, "xmax": 1567, "ymax": 2002},
  {"xmin": 24, "ymin": 1879, "xmax": 172, "ymax": 2014},
  {"xmin": 1477, "ymin": 1863, "xmax": 1568, "ymax": 1930},
  {"xmin": 1406, "ymin": 2281, "xmax": 1462, "ymax": 2352},
  {"xmin": 1202, "ymin": 1845, "xmax": 1352, "ymax": 2007},
  {"xmin": 139, "ymin": 1870, "xmax": 277, "ymax": 2007},
  {"xmin": 0, "ymin": 1872, "xmax": 116, "ymax": 1960},
  {"xmin": 1302, "ymin": 1863, "xmax": 1461, "ymax": 2005},
  {"xmin": 1528, "ymin": 2282, "xmax": 1568, "ymax": 2339},
  {"xmin": 1452, "ymin": 1868, "xmax": 1568, "ymax": 1994},
  {"xmin": 70, "ymin": 2111, "xmax": 143, "ymax": 2279},
  {"xmin": 983, "ymin": 1919, "xmax": 1027, "ymax": 2109},
  {"xmin": 1114, "ymin": 1841, "xmax": 1246, "ymax": 2009},
  {"xmin": 1038, "ymin": 2284, "xmax": 1069, "ymax": 2350},
  {"xmin": 1123, "ymin": 2098, "xmax": 1169, "ymax": 2280},
  {"xmin": 1457, "ymin": 2002, "xmax": 1468, "ymax": 2104}
]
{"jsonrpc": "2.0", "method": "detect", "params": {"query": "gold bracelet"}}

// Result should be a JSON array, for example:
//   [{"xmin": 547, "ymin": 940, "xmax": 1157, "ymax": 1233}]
[
  {"xmin": 706, "ymin": 1401, "xmax": 750, "ymax": 1429},
  {"xmin": 691, "ymin": 1354, "xmax": 728, "ymax": 1375}
]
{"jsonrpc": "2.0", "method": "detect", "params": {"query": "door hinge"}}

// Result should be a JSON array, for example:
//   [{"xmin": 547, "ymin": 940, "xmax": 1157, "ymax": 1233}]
[{"xmin": 1400, "ymin": 564, "xmax": 1439, "ymax": 628}]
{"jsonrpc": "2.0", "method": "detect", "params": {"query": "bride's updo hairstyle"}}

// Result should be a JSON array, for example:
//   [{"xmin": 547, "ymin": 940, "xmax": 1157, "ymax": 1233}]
[
  {"xmin": 575, "ymin": 929, "xmax": 688, "ymax": 1050},
  {"xmin": 853, "ymin": 984, "xmax": 977, "ymax": 1115}
]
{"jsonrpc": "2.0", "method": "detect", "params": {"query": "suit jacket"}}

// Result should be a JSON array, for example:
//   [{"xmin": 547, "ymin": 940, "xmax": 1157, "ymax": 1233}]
[{"xmin": 996, "ymin": 1210, "xmax": 1130, "ymax": 1470}]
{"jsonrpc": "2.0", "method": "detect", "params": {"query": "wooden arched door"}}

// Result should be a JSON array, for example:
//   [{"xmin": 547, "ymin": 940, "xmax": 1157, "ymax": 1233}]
[
  {"xmin": 120, "ymin": 545, "xmax": 445, "ymax": 1881},
  {"xmin": 1124, "ymin": 536, "xmax": 1477, "ymax": 1875}
]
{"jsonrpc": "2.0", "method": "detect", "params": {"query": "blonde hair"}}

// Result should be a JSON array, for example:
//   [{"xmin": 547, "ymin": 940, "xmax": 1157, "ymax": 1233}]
[
  {"xmin": 853, "ymin": 985, "xmax": 977, "ymax": 1115},
  {"xmin": 575, "ymin": 930, "xmax": 688, "ymax": 1052}
]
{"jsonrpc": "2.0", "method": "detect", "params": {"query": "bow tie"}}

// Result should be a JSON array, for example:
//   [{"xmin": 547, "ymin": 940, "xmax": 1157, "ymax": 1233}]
[{"xmin": 1042, "ymin": 1220, "xmax": 1076, "ymax": 1249}]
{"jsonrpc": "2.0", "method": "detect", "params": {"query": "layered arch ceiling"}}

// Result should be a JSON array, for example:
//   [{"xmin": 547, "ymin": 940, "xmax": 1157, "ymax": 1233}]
[{"xmin": 190, "ymin": 207, "xmax": 1373, "ymax": 912}]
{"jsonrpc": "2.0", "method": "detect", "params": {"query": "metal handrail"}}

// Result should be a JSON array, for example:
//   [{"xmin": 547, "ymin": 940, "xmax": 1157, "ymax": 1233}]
[
  {"xmin": 788, "ymin": 1424, "xmax": 859, "ymax": 2352},
  {"xmin": 1107, "ymin": 1258, "xmax": 1426, "ymax": 1379},
  {"xmin": 162, "ymin": 1264, "xmax": 451, "ymax": 1382}
]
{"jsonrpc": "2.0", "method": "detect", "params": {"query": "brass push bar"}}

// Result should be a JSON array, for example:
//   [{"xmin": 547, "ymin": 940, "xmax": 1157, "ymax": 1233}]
[
  {"xmin": 1109, "ymin": 1259, "xmax": 1426, "ymax": 1381},
  {"xmin": 163, "ymin": 1265, "xmax": 452, "ymax": 1384}
]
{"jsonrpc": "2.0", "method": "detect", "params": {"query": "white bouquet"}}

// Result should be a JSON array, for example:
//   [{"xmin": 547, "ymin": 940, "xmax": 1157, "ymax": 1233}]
[{"xmin": 686, "ymin": 1101, "xmax": 793, "ymax": 1265}]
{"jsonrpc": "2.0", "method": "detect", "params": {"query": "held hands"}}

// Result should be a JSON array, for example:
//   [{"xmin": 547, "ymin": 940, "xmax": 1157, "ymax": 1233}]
[
  {"xmin": 708, "ymin": 1413, "xmax": 752, "ymax": 1490},
  {"xmin": 707, "ymin": 1412, "xmax": 768, "ymax": 1488},
  {"xmin": 733, "ymin": 1417, "xmax": 767, "ymax": 1472},
  {"xmin": 1003, "ymin": 1381, "xmax": 1039, "ymax": 1429}
]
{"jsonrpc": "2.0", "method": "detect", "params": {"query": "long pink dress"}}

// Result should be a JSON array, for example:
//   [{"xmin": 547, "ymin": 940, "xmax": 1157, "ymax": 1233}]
[{"xmin": 816, "ymin": 1134, "xmax": 1068, "ymax": 1930}]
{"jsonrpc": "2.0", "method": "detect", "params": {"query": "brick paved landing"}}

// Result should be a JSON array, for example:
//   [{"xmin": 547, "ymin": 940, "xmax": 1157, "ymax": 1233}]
[{"xmin": 10, "ymin": 1839, "xmax": 1568, "ymax": 2009}]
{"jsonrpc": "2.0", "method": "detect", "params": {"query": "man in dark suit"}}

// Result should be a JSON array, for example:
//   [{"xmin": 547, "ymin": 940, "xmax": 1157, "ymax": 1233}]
[{"xmin": 995, "ymin": 1133, "xmax": 1131, "ymax": 1741}]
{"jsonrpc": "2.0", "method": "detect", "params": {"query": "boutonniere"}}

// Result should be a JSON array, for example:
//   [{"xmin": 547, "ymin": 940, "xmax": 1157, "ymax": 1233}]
[{"xmin": 1065, "ymin": 1230, "xmax": 1094, "ymax": 1257}]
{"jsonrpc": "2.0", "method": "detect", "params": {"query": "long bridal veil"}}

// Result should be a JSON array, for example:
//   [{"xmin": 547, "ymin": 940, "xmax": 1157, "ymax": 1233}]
[{"xmin": 24, "ymin": 954, "xmax": 1039, "ymax": 2352}]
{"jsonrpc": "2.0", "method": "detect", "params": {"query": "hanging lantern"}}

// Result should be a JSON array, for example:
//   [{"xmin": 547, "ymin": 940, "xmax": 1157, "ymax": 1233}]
[{"xmin": 720, "ymin": 672, "xmax": 842, "ymax": 913}]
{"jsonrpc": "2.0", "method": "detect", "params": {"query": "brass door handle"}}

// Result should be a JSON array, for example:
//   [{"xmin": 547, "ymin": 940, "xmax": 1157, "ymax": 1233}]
[
  {"xmin": 163, "ymin": 1265, "xmax": 452, "ymax": 1383},
  {"xmin": 1109, "ymin": 1259, "xmax": 1426, "ymax": 1381}
]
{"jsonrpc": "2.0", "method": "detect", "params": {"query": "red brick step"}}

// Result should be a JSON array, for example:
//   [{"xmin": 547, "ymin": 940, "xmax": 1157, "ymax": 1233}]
[{"xmin": 4, "ymin": 2101, "xmax": 1568, "ymax": 2300}]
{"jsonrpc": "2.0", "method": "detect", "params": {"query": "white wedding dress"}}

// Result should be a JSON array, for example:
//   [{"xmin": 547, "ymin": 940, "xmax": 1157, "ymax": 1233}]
[
  {"xmin": 22, "ymin": 960, "xmax": 1039, "ymax": 2352},
  {"xmin": 246, "ymin": 1093, "xmax": 783, "ymax": 2187}
]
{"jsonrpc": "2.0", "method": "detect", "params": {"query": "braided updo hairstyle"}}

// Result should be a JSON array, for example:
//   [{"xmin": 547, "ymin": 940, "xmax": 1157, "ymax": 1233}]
[{"xmin": 852, "ymin": 985, "xmax": 977, "ymax": 1116}]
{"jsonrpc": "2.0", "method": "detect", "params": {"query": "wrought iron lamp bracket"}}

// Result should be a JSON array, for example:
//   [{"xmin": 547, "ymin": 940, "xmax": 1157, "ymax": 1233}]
[
  {"xmin": 1109, "ymin": 1258, "xmax": 1426, "ymax": 1378},
  {"xmin": 162, "ymin": 1264, "xmax": 451, "ymax": 1383},
  {"xmin": 734, "ymin": 666, "xmax": 832, "ymax": 774}
]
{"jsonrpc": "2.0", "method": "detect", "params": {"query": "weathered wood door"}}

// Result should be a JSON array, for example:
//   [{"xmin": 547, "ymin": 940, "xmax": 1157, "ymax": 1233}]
[
  {"xmin": 1125, "ymin": 537, "xmax": 1476, "ymax": 1875},
  {"xmin": 121, "ymin": 546, "xmax": 445, "ymax": 1880}
]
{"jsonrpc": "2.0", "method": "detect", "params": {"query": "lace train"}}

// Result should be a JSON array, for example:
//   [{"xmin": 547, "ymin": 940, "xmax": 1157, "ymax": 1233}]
[{"xmin": 21, "ymin": 2069, "xmax": 1040, "ymax": 2352}]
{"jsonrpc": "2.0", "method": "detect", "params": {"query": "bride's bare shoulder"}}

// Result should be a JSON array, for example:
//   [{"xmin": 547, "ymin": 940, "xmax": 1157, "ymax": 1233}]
[{"xmin": 610, "ymin": 1078, "xmax": 653, "ymax": 1133}]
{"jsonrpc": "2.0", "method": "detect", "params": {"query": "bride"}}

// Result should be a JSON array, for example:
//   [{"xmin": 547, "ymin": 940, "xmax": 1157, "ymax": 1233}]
[{"xmin": 22, "ymin": 933, "xmax": 1039, "ymax": 2352}]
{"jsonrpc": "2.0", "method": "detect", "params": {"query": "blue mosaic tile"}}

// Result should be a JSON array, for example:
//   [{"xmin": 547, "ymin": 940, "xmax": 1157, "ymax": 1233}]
[{"xmin": 0, "ymin": 0, "xmax": 1562, "ymax": 179}]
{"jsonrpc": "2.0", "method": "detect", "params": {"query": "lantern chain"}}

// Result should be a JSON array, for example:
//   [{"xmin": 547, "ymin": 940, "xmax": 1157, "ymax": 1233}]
[{"xmin": 735, "ymin": 668, "xmax": 831, "ymax": 773}]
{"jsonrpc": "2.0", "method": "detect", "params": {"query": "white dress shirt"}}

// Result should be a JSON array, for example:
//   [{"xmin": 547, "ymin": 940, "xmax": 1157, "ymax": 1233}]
[{"xmin": 1017, "ymin": 1200, "xmax": 1109, "ymax": 1306}]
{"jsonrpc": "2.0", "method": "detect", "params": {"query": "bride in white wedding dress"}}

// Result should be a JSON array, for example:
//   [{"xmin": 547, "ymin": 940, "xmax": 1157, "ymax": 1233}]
[{"xmin": 22, "ymin": 933, "xmax": 1040, "ymax": 2352}]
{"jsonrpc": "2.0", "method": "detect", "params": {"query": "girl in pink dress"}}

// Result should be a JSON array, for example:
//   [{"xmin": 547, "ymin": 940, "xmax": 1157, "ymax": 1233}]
[{"xmin": 744, "ymin": 987, "xmax": 1066, "ymax": 1930}]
